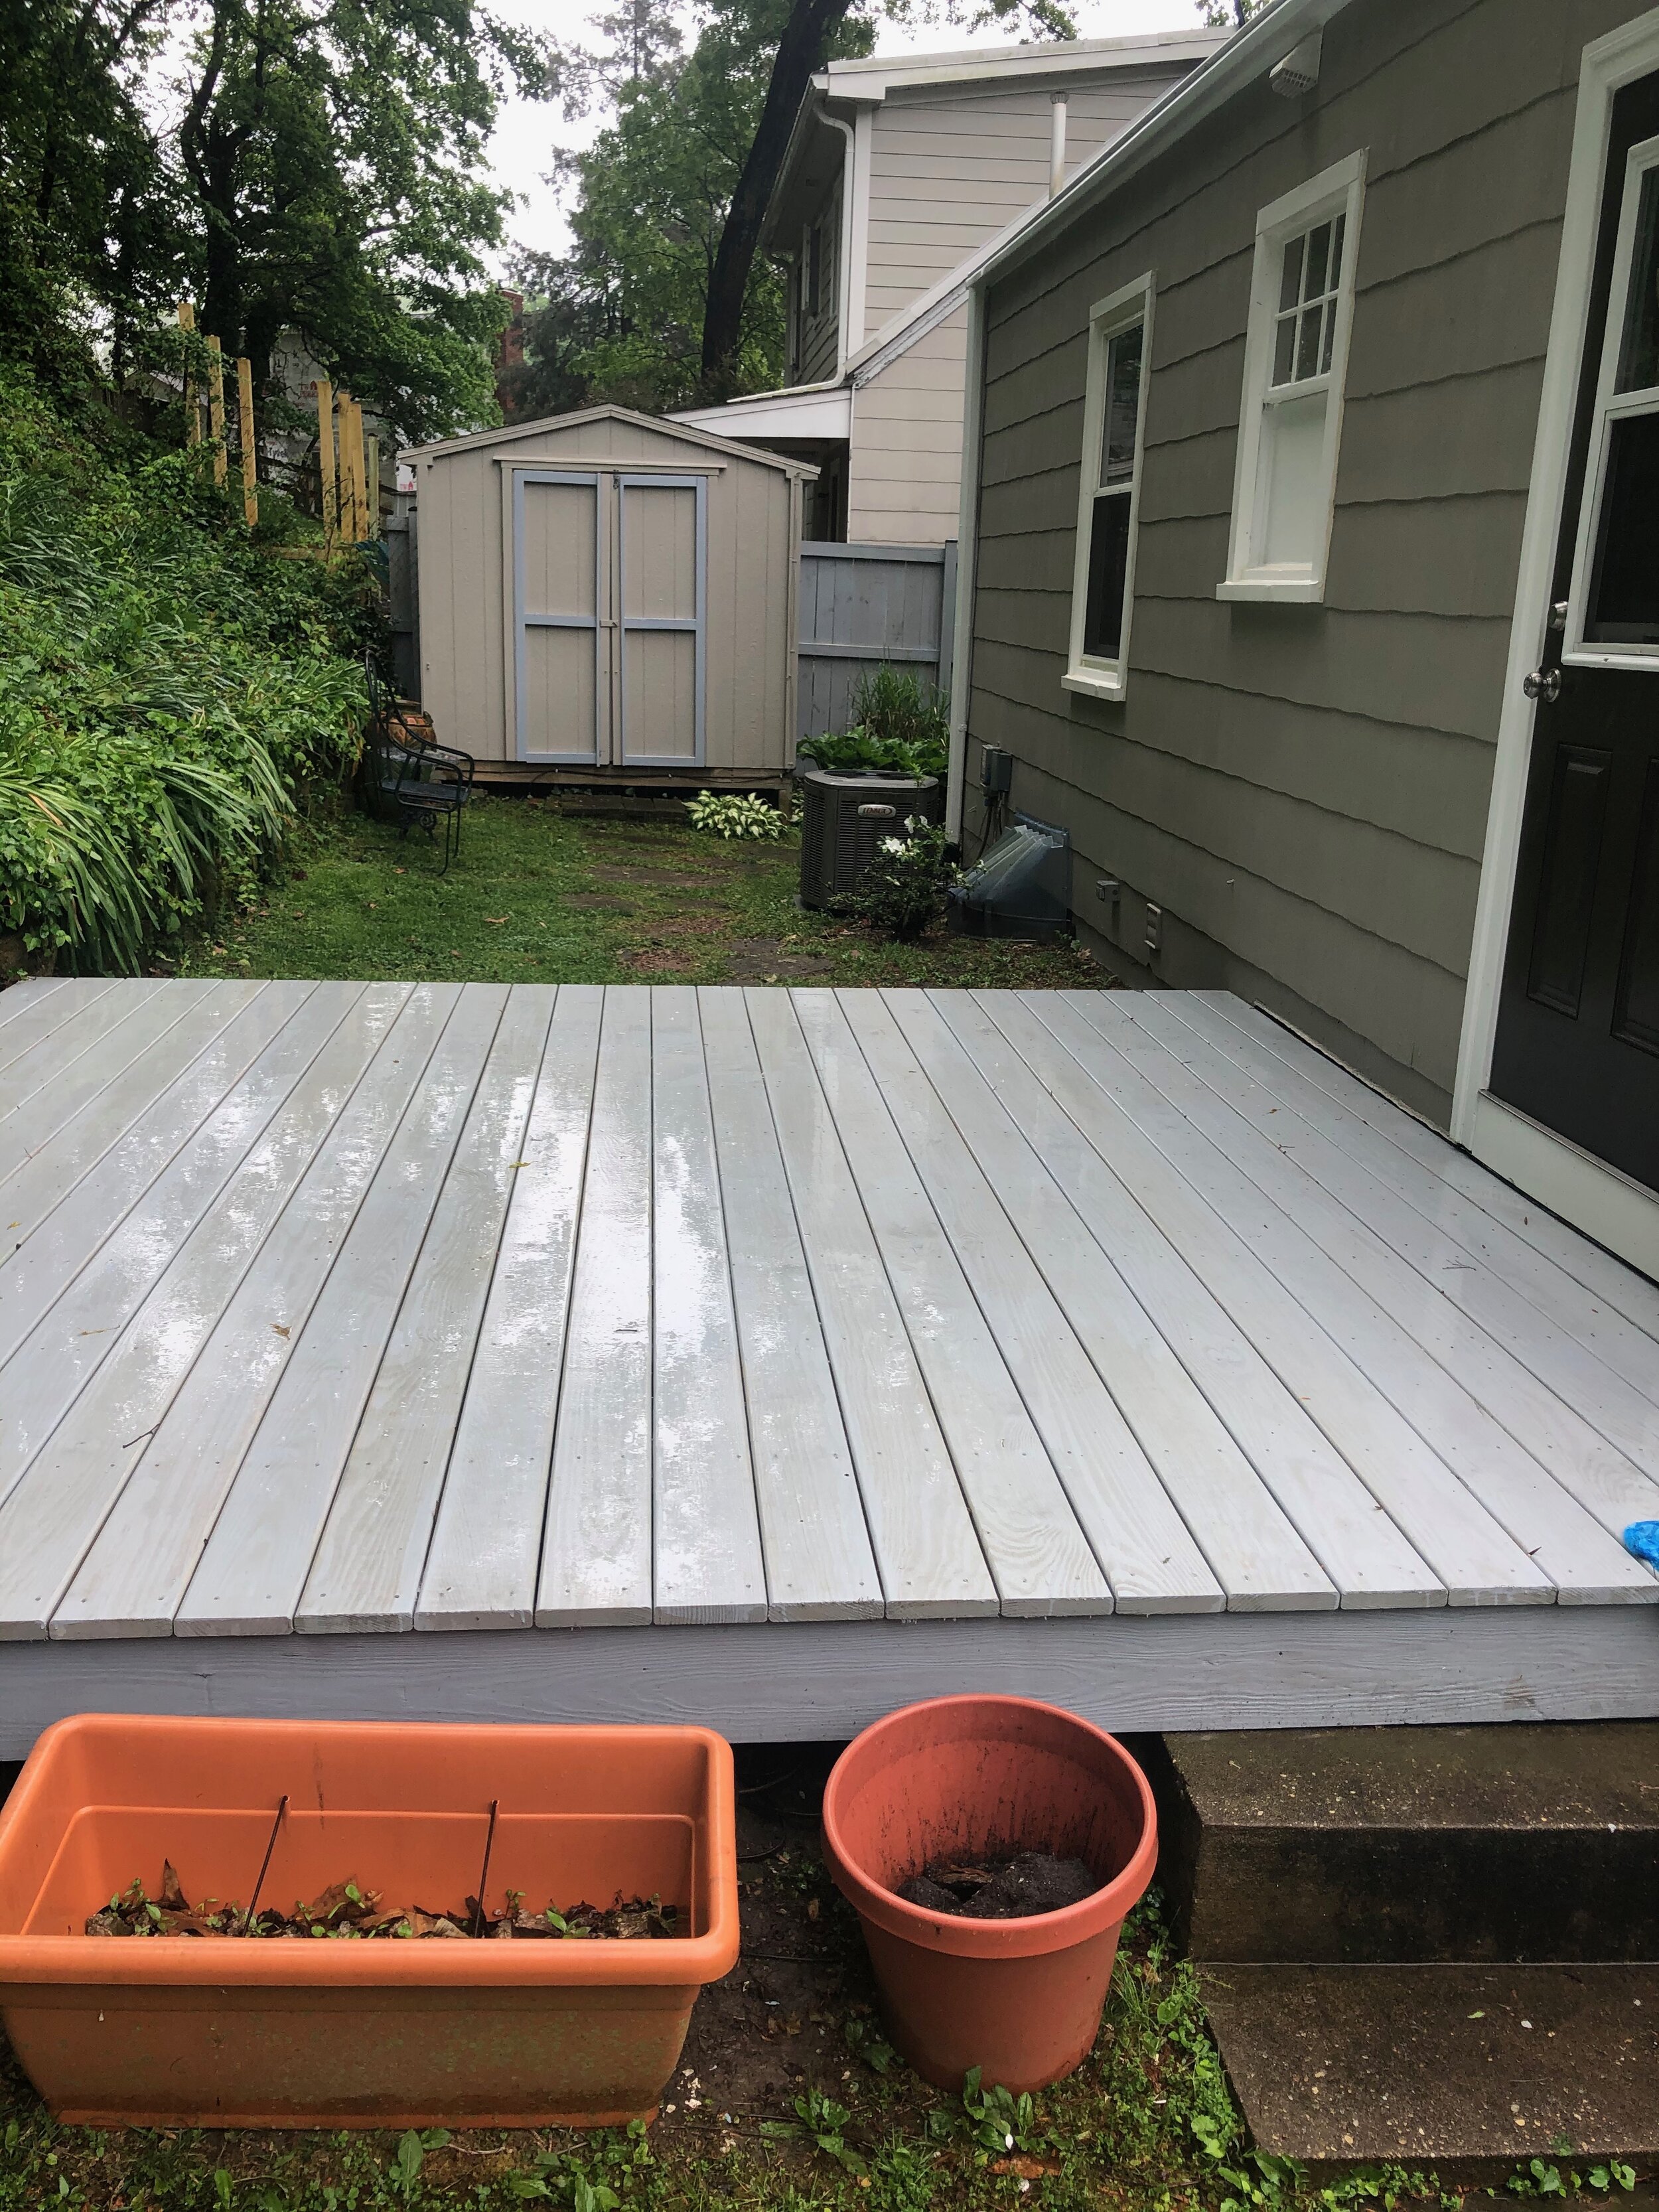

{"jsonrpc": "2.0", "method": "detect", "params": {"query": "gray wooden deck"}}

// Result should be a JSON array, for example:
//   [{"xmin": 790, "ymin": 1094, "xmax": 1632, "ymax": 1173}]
[{"xmin": 2, "ymin": 977, "xmax": 1657, "ymax": 1753}]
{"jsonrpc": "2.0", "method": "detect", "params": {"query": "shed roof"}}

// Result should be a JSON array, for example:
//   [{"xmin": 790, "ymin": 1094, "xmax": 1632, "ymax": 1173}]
[{"xmin": 401, "ymin": 401, "xmax": 818, "ymax": 476}]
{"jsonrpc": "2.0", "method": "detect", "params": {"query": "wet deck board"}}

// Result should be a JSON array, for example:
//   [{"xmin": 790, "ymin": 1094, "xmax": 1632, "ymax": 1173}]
[{"xmin": 1, "ymin": 978, "xmax": 1656, "ymax": 1749}]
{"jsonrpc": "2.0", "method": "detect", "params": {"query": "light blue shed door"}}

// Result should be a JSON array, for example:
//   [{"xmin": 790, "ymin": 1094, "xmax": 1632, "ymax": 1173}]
[
  {"xmin": 617, "ymin": 475, "xmax": 706, "ymax": 766},
  {"xmin": 514, "ymin": 470, "xmax": 604, "ymax": 765}
]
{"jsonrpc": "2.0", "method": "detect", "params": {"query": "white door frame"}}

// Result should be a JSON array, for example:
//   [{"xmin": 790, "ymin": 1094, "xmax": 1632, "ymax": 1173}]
[
  {"xmin": 1453, "ymin": 5, "xmax": 1659, "ymax": 1279},
  {"xmin": 512, "ymin": 468, "xmax": 605, "ymax": 765}
]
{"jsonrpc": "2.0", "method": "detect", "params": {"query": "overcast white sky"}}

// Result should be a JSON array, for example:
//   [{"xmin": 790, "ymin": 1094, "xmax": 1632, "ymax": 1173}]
[{"xmin": 486, "ymin": 0, "xmax": 1202, "ymax": 266}]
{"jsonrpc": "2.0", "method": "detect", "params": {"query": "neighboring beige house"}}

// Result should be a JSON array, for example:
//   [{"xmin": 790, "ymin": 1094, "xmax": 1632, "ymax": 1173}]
[
  {"xmin": 946, "ymin": 0, "xmax": 1659, "ymax": 1276},
  {"xmin": 674, "ymin": 30, "xmax": 1224, "ymax": 542}
]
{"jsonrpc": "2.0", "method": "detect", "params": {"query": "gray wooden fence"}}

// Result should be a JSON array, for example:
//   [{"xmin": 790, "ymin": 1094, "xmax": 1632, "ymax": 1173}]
[{"xmin": 797, "ymin": 540, "xmax": 957, "ymax": 747}]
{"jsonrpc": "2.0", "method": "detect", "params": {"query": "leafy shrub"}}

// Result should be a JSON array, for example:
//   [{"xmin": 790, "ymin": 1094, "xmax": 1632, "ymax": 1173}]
[
  {"xmin": 685, "ymin": 789, "xmax": 787, "ymax": 840},
  {"xmin": 798, "ymin": 664, "xmax": 950, "ymax": 780},
  {"xmin": 0, "ymin": 370, "xmax": 370, "ymax": 972},
  {"xmin": 832, "ymin": 815, "xmax": 956, "ymax": 940}
]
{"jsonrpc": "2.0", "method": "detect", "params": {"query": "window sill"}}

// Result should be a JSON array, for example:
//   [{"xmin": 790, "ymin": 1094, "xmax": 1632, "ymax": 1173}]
[
  {"xmin": 1062, "ymin": 666, "xmax": 1127, "ymax": 701},
  {"xmin": 1216, "ymin": 576, "xmax": 1325, "ymax": 605}
]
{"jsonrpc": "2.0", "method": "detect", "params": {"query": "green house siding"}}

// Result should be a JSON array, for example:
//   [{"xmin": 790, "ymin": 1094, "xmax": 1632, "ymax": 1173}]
[{"xmin": 966, "ymin": 0, "xmax": 1642, "ymax": 1123}]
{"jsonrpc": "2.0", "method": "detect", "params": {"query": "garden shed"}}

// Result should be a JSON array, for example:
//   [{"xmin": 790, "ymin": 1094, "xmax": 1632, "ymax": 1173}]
[{"xmin": 402, "ymin": 405, "xmax": 815, "ymax": 779}]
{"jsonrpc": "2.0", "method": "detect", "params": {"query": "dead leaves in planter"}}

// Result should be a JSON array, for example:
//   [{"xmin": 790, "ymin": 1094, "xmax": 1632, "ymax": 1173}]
[{"xmin": 86, "ymin": 1868, "xmax": 680, "ymax": 1941}]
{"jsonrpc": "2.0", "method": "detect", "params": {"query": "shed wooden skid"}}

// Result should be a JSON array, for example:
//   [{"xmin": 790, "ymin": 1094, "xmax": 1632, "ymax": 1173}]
[
  {"xmin": 403, "ymin": 406, "xmax": 814, "ymax": 774},
  {"xmin": 1, "ymin": 978, "xmax": 1656, "ymax": 1756}
]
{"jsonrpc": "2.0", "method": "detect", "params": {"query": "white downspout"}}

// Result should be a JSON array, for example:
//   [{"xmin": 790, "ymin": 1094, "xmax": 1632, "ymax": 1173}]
[{"xmin": 946, "ymin": 281, "xmax": 986, "ymax": 847}]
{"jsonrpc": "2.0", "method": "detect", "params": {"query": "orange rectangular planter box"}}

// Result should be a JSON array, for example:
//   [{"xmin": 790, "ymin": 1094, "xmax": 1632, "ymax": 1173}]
[{"xmin": 0, "ymin": 1714, "xmax": 738, "ymax": 2129}]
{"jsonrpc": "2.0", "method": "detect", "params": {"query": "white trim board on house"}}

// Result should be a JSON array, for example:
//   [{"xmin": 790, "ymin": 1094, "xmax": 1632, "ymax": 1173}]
[{"xmin": 1, "ymin": 978, "xmax": 1656, "ymax": 1755}]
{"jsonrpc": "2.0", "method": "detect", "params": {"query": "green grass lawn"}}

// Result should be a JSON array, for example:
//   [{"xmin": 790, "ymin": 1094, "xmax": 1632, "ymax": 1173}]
[{"xmin": 171, "ymin": 794, "xmax": 1112, "ymax": 992}]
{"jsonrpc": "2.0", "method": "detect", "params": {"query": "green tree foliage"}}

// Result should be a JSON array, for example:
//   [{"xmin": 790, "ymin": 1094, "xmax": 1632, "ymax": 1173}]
[
  {"xmin": 0, "ymin": 0, "xmax": 180, "ymax": 388},
  {"xmin": 0, "ymin": 0, "xmax": 559, "ymax": 443},
  {"xmin": 177, "ymin": 0, "xmax": 557, "ymax": 439},
  {"xmin": 506, "ymin": 0, "xmax": 846, "ymax": 418},
  {"xmin": 510, "ymin": 0, "xmax": 1073, "ymax": 417},
  {"xmin": 1196, "ymin": 0, "xmax": 1266, "ymax": 24}
]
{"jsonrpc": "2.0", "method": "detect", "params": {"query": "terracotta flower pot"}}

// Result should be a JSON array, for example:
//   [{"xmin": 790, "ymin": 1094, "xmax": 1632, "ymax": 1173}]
[
  {"xmin": 0, "ymin": 1714, "xmax": 737, "ymax": 2128},
  {"xmin": 821, "ymin": 1696, "xmax": 1156, "ymax": 2092}
]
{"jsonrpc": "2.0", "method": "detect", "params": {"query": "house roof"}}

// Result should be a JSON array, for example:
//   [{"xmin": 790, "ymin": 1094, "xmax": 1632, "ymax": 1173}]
[
  {"xmin": 400, "ymin": 401, "xmax": 818, "ymax": 475},
  {"xmin": 972, "ymin": 0, "xmax": 1356, "ymax": 293},
  {"xmin": 677, "ymin": 21, "xmax": 1242, "ymax": 436},
  {"xmin": 762, "ymin": 27, "xmax": 1228, "ymax": 256},
  {"xmin": 811, "ymin": 28, "xmax": 1228, "ymax": 106}
]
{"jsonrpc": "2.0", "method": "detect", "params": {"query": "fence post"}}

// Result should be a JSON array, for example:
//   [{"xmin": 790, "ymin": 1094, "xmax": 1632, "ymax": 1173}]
[
  {"xmin": 177, "ymin": 301, "xmax": 200, "ymax": 448},
  {"xmin": 338, "ymin": 392, "xmax": 362, "ymax": 544},
  {"xmin": 366, "ymin": 433, "xmax": 380, "ymax": 539},
  {"xmin": 206, "ymin": 336, "xmax": 227, "ymax": 487},
  {"xmin": 236, "ymin": 356, "xmax": 258, "ymax": 528},
  {"xmin": 316, "ymin": 379, "xmax": 337, "ymax": 547}
]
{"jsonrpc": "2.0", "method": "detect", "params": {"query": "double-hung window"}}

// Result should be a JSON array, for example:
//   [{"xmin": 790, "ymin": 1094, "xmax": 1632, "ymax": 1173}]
[
  {"xmin": 1065, "ymin": 273, "xmax": 1153, "ymax": 699},
  {"xmin": 1220, "ymin": 151, "xmax": 1366, "ymax": 603}
]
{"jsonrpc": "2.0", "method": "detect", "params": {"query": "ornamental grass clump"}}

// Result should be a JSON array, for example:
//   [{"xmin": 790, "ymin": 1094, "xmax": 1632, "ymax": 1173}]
[
  {"xmin": 797, "ymin": 664, "xmax": 950, "ymax": 780},
  {"xmin": 0, "ymin": 370, "xmax": 372, "ymax": 974}
]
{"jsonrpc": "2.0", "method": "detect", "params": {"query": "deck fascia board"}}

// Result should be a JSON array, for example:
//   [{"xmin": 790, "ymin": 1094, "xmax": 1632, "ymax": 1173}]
[{"xmin": 5, "ymin": 1606, "xmax": 1658, "ymax": 1757}]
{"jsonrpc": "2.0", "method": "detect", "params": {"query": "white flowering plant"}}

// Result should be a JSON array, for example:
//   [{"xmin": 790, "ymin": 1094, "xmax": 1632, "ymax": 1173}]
[{"xmin": 833, "ymin": 814, "xmax": 956, "ymax": 940}]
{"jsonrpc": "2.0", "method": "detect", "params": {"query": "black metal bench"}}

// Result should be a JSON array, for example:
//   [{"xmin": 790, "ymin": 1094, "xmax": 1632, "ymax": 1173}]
[{"xmin": 364, "ymin": 656, "xmax": 474, "ymax": 875}]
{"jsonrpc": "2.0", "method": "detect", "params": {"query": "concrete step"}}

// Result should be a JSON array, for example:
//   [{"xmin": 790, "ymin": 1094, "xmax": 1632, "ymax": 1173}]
[
  {"xmin": 1153, "ymin": 1723, "xmax": 1659, "ymax": 1963},
  {"xmin": 1200, "ymin": 1961, "xmax": 1659, "ymax": 2169}
]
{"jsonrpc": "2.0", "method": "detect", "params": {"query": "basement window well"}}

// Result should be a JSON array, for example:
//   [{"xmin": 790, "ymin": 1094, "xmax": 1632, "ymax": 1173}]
[{"xmin": 1218, "ymin": 150, "xmax": 1366, "ymax": 605}]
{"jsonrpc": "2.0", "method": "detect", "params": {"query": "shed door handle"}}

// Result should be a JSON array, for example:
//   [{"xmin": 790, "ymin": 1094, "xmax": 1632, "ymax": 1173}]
[{"xmin": 1524, "ymin": 666, "xmax": 1561, "ymax": 703}]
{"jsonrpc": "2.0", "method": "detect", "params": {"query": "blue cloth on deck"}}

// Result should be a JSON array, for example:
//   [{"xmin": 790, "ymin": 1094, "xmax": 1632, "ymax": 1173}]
[{"xmin": 1623, "ymin": 1521, "xmax": 1659, "ymax": 1569}]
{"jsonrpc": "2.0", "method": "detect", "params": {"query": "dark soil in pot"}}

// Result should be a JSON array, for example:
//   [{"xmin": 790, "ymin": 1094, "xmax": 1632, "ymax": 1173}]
[{"xmin": 895, "ymin": 1850, "xmax": 1100, "ymax": 1920}]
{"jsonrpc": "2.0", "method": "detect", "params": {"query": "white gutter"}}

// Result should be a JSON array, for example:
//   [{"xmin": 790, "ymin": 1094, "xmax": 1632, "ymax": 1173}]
[{"xmin": 946, "ymin": 283, "xmax": 986, "ymax": 847}]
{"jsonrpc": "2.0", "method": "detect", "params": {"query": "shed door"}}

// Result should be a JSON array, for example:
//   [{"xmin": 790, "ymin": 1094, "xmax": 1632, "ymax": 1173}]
[
  {"xmin": 514, "ymin": 470, "xmax": 605, "ymax": 765},
  {"xmin": 617, "ymin": 475, "xmax": 705, "ymax": 765},
  {"xmin": 1490, "ymin": 75, "xmax": 1659, "ymax": 1195}
]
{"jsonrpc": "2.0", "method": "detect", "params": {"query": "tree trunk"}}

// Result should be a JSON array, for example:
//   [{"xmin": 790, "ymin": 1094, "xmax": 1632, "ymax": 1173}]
[{"xmin": 699, "ymin": 0, "xmax": 851, "ymax": 391}]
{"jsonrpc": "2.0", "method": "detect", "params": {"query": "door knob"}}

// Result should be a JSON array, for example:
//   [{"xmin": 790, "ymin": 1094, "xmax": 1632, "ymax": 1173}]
[{"xmin": 1523, "ymin": 666, "xmax": 1562, "ymax": 703}]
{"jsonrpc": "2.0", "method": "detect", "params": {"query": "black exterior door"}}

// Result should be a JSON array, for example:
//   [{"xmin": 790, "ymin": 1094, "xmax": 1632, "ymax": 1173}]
[{"xmin": 1490, "ymin": 74, "xmax": 1659, "ymax": 1196}]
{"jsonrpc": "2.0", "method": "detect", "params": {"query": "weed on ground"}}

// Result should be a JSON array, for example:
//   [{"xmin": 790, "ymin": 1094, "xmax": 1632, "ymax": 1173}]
[
  {"xmin": 167, "ymin": 795, "xmax": 1110, "ymax": 991},
  {"xmin": 0, "ymin": 1753, "xmax": 1618, "ymax": 2212}
]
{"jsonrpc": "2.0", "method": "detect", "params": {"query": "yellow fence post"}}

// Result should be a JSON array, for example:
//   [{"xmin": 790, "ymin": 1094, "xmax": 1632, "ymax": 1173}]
[
  {"xmin": 206, "ymin": 336, "xmax": 227, "ymax": 487},
  {"xmin": 236, "ymin": 356, "xmax": 257, "ymax": 528},
  {"xmin": 315, "ymin": 379, "xmax": 337, "ymax": 548},
  {"xmin": 177, "ymin": 302, "xmax": 200, "ymax": 448},
  {"xmin": 348, "ymin": 398, "xmax": 367, "ymax": 544},
  {"xmin": 338, "ymin": 391, "xmax": 362, "ymax": 544}
]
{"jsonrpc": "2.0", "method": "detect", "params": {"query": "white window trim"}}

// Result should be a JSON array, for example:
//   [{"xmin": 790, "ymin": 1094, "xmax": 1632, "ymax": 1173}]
[
  {"xmin": 1217, "ymin": 149, "xmax": 1366, "ymax": 605},
  {"xmin": 1064, "ymin": 271, "xmax": 1155, "ymax": 702},
  {"xmin": 1561, "ymin": 128, "xmax": 1659, "ymax": 671}
]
